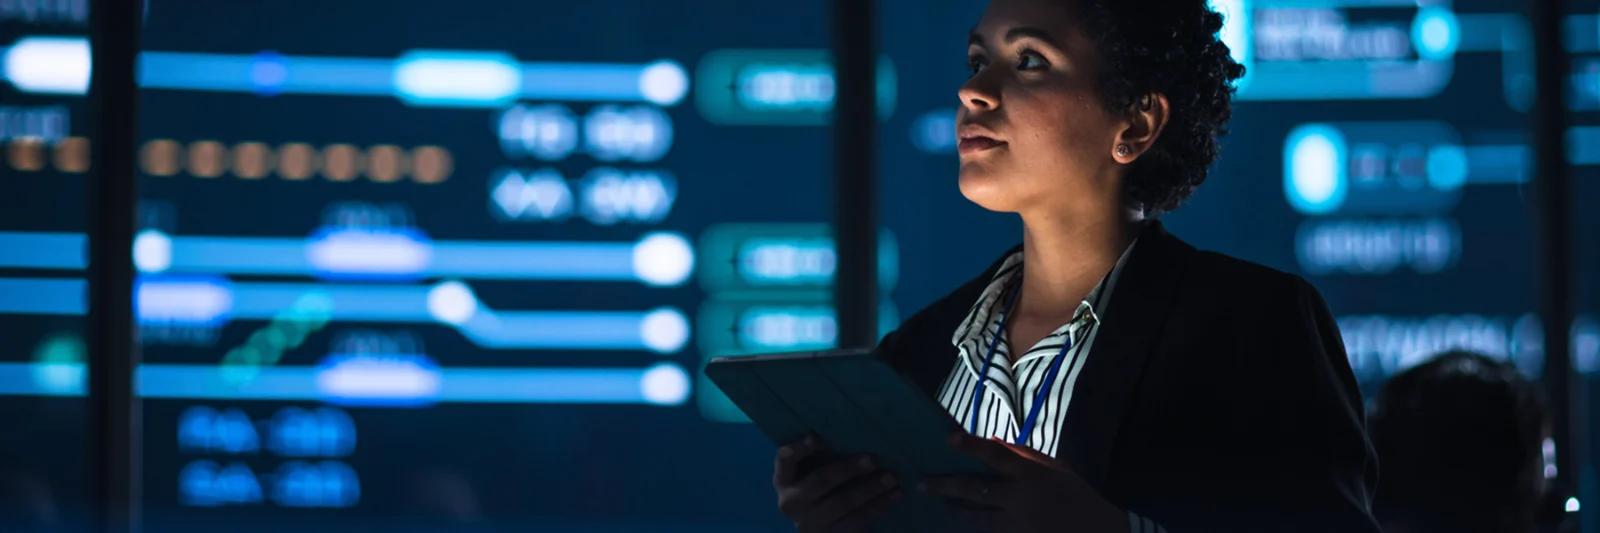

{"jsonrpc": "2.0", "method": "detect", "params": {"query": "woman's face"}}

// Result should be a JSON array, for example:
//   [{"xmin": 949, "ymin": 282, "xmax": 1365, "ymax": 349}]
[{"xmin": 957, "ymin": 0, "xmax": 1127, "ymax": 216}]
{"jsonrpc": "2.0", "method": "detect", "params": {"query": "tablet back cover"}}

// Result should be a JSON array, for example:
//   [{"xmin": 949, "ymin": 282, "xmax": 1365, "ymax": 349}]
[
  {"xmin": 701, "ymin": 357, "xmax": 810, "ymax": 446},
  {"xmin": 705, "ymin": 350, "xmax": 984, "ymax": 533}
]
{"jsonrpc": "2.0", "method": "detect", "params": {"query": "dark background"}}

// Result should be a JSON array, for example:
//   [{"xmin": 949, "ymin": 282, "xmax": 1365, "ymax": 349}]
[{"xmin": 0, "ymin": 0, "xmax": 1597, "ymax": 531}]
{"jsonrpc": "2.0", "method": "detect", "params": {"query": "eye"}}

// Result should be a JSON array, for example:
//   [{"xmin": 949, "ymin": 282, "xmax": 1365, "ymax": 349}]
[
  {"xmin": 1016, "ymin": 50, "xmax": 1048, "ymax": 71},
  {"xmin": 967, "ymin": 54, "xmax": 988, "ymax": 76}
]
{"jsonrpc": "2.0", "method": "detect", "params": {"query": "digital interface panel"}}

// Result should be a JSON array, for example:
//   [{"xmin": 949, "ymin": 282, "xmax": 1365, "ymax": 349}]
[
  {"xmin": 0, "ymin": 1, "xmax": 90, "ymax": 529},
  {"xmin": 1567, "ymin": 0, "xmax": 1600, "ymax": 519},
  {"xmin": 0, "ymin": 0, "xmax": 1597, "ymax": 531}
]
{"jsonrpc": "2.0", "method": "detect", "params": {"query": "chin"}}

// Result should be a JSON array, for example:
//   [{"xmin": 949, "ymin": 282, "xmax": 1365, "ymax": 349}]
[{"xmin": 957, "ymin": 166, "xmax": 1024, "ymax": 213}]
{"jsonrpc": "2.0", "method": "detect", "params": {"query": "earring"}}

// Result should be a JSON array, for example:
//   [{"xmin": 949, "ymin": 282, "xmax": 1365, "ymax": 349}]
[{"xmin": 1116, "ymin": 143, "xmax": 1131, "ymax": 157}]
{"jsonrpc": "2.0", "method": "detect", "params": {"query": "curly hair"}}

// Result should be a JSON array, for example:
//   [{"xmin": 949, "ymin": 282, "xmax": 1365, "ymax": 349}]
[{"xmin": 1074, "ymin": 0, "xmax": 1246, "ymax": 215}]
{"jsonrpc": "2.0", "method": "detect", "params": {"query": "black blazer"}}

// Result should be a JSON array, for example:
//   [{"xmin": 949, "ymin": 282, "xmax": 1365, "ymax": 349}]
[{"xmin": 878, "ymin": 221, "xmax": 1380, "ymax": 532}]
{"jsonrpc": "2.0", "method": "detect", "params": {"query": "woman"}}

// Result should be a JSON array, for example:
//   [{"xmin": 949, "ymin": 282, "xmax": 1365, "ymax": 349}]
[{"xmin": 770, "ymin": 0, "xmax": 1380, "ymax": 531}]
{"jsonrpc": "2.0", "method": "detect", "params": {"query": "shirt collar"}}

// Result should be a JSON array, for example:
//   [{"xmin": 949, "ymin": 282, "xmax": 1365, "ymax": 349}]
[{"xmin": 950, "ymin": 238, "xmax": 1140, "ymax": 350}]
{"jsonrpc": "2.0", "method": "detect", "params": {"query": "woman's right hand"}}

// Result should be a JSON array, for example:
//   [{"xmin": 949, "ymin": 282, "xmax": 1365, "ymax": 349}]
[{"xmin": 773, "ymin": 435, "xmax": 902, "ymax": 532}]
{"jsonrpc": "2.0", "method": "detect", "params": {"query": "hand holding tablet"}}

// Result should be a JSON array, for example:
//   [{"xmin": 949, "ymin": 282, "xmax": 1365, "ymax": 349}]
[{"xmin": 705, "ymin": 348, "xmax": 997, "ymax": 533}]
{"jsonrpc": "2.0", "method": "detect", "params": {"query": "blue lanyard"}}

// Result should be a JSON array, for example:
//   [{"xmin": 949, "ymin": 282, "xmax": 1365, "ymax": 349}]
[{"xmin": 967, "ymin": 278, "xmax": 1077, "ymax": 446}]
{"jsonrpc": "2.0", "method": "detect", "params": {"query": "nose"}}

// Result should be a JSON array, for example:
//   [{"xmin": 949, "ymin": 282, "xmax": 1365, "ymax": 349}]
[{"xmin": 958, "ymin": 73, "xmax": 1000, "ymax": 112}]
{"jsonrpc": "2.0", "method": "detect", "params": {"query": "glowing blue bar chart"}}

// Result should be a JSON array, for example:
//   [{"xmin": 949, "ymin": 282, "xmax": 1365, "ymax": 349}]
[
  {"xmin": 0, "ymin": 37, "xmax": 690, "ymax": 106},
  {"xmin": 0, "ymin": 362, "xmax": 692, "ymax": 406},
  {"xmin": 0, "ymin": 277, "xmax": 691, "ymax": 353},
  {"xmin": 0, "ymin": 230, "xmax": 696, "ymax": 287}
]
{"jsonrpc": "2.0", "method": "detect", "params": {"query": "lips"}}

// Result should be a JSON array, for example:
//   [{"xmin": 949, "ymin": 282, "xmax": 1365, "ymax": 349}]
[
  {"xmin": 957, "ymin": 124, "xmax": 1005, "ymax": 155},
  {"xmin": 957, "ymin": 135, "xmax": 1005, "ymax": 155}
]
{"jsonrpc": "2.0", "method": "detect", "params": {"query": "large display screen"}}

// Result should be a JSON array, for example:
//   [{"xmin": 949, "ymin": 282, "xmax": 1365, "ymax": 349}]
[
  {"xmin": 0, "ymin": 1, "xmax": 90, "ymax": 531},
  {"xmin": 0, "ymin": 0, "xmax": 1596, "ymax": 531}
]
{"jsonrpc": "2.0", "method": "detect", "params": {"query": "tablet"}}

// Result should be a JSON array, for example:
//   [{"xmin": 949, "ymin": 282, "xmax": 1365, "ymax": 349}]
[{"xmin": 704, "ymin": 348, "xmax": 994, "ymax": 533}]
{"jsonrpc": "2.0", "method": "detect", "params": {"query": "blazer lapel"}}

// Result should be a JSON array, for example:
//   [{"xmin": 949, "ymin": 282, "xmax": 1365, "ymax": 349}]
[
  {"xmin": 890, "ymin": 245, "xmax": 1020, "ymax": 398},
  {"xmin": 1055, "ymin": 221, "xmax": 1191, "ymax": 489}
]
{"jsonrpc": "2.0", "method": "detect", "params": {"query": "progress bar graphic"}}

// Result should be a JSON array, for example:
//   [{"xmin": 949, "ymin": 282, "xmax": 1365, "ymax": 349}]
[
  {"xmin": 0, "ymin": 230, "xmax": 696, "ymax": 286},
  {"xmin": 0, "ymin": 37, "xmax": 690, "ymax": 107},
  {"xmin": 0, "ymin": 362, "xmax": 692, "ymax": 406}
]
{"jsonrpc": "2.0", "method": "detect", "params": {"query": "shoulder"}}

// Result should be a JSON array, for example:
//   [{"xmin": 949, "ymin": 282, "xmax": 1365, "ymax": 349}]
[
  {"xmin": 1180, "ymin": 249, "xmax": 1330, "ymax": 320},
  {"xmin": 1187, "ymin": 248, "xmax": 1302, "ymax": 291},
  {"xmin": 1172, "ymin": 249, "xmax": 1349, "ymax": 385},
  {"xmin": 1128, "ymin": 230, "xmax": 1342, "ymax": 365}
]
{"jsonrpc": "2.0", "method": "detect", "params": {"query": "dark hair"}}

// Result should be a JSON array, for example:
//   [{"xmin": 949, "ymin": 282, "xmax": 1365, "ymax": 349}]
[
  {"xmin": 1369, "ymin": 350, "xmax": 1552, "ymax": 533},
  {"xmin": 1074, "ymin": 0, "xmax": 1246, "ymax": 215}
]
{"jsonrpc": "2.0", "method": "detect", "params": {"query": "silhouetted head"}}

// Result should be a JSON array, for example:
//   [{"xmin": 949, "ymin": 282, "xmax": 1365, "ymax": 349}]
[{"xmin": 1369, "ymin": 350, "xmax": 1553, "ymax": 533}]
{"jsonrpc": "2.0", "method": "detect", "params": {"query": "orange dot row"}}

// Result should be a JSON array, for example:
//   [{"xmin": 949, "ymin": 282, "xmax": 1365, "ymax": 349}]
[
  {"xmin": 4, "ymin": 138, "xmax": 455, "ymax": 185},
  {"xmin": 140, "ymin": 140, "xmax": 453, "ymax": 184},
  {"xmin": 4, "ymin": 137, "xmax": 90, "ymax": 173}
]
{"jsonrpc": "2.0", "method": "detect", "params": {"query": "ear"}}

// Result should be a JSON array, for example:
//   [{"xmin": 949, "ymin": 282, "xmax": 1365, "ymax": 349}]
[{"xmin": 1112, "ymin": 93, "xmax": 1170, "ymax": 164}]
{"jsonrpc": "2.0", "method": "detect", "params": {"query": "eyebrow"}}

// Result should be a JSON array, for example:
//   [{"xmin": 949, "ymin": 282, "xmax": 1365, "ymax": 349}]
[{"xmin": 967, "ymin": 26, "xmax": 1064, "ymax": 49}]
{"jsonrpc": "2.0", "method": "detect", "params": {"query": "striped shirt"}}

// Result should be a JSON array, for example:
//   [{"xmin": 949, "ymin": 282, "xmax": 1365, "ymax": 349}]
[{"xmin": 936, "ymin": 242, "xmax": 1168, "ymax": 533}]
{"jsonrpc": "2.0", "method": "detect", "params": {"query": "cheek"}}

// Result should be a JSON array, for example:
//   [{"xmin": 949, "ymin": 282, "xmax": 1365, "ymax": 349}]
[{"xmin": 1013, "ymin": 99, "xmax": 1104, "ymax": 163}]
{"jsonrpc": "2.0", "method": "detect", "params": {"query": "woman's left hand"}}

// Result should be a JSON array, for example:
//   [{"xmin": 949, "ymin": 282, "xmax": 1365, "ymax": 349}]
[{"xmin": 919, "ymin": 432, "xmax": 1127, "ymax": 533}]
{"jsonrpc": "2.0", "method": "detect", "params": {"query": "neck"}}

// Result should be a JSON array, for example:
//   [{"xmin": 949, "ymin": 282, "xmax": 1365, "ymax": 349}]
[{"xmin": 1016, "ymin": 206, "xmax": 1142, "ymax": 318}]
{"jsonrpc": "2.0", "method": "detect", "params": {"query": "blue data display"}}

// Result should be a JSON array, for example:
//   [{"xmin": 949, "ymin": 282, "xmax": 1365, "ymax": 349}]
[
  {"xmin": 179, "ymin": 461, "xmax": 266, "ymax": 507},
  {"xmin": 180, "ymin": 460, "xmax": 360, "ymax": 509},
  {"xmin": 177, "ymin": 406, "xmax": 357, "ymax": 458},
  {"xmin": 0, "ymin": 0, "xmax": 1598, "ymax": 530},
  {"xmin": 0, "ymin": 0, "xmax": 879, "ymax": 525}
]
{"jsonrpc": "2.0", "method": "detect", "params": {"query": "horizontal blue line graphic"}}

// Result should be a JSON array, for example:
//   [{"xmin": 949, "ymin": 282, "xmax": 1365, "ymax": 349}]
[
  {"xmin": 429, "ymin": 240, "xmax": 635, "ymax": 280},
  {"xmin": 0, "ymin": 278, "xmax": 687, "ymax": 352},
  {"xmin": 462, "ymin": 309, "xmax": 651, "ymax": 350},
  {"xmin": 0, "ymin": 278, "xmax": 81, "ymax": 315},
  {"xmin": 170, "ymin": 236, "xmax": 313, "ymax": 275},
  {"xmin": 229, "ymin": 282, "xmax": 426, "ymax": 322},
  {"xmin": 439, "ymin": 367, "xmax": 675, "ymax": 403},
  {"xmin": 521, "ymin": 63, "xmax": 642, "ymax": 101},
  {"xmin": 277, "ymin": 56, "xmax": 396, "ymax": 95},
  {"xmin": 0, "ymin": 363, "xmax": 688, "ymax": 405},
  {"xmin": 0, "ymin": 37, "xmax": 688, "ymax": 106},
  {"xmin": 0, "ymin": 232, "xmax": 81, "ymax": 269},
  {"xmin": 139, "ymin": 52, "xmax": 261, "ymax": 92},
  {"xmin": 0, "ymin": 231, "xmax": 690, "ymax": 285}
]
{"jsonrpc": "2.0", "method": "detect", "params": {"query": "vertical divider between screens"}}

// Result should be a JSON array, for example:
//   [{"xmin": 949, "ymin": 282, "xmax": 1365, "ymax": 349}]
[
  {"xmin": 86, "ymin": 0, "xmax": 144, "ymax": 531},
  {"xmin": 833, "ymin": 0, "xmax": 881, "ymax": 348},
  {"xmin": 1531, "ymin": 0, "xmax": 1579, "ymax": 521}
]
